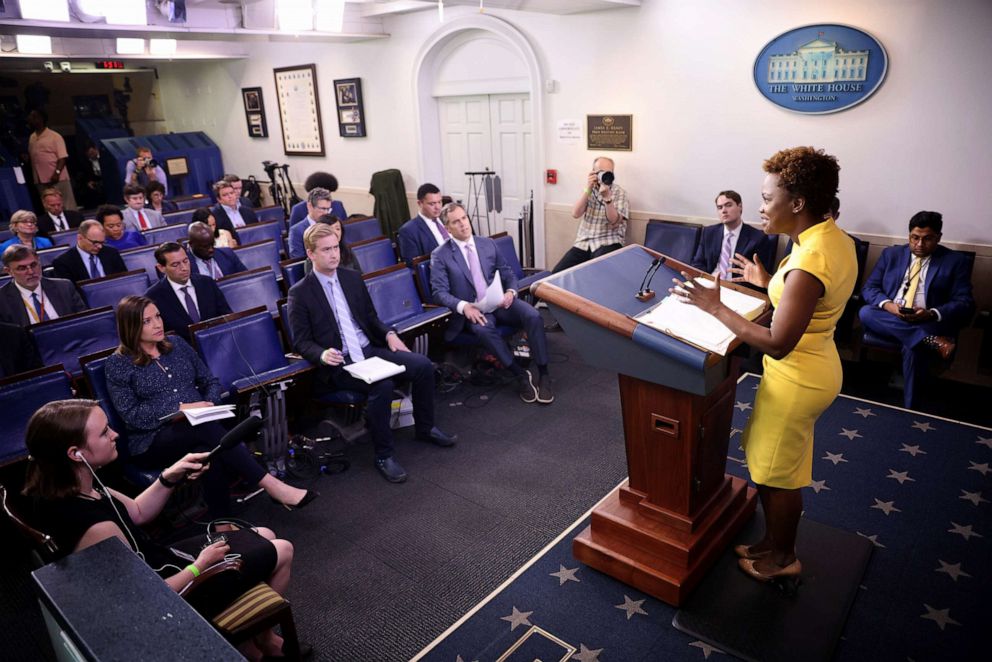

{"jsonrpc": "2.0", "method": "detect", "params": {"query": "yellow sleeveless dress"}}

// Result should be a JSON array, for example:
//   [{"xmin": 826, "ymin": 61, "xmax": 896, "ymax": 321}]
[{"xmin": 741, "ymin": 218, "xmax": 857, "ymax": 489}]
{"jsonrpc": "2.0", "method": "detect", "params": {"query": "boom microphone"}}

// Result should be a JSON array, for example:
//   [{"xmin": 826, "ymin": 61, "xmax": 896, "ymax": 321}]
[{"xmin": 205, "ymin": 415, "xmax": 265, "ymax": 461}]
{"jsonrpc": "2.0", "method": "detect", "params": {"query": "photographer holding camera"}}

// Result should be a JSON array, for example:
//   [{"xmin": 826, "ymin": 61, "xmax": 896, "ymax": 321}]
[
  {"xmin": 123, "ymin": 147, "xmax": 168, "ymax": 197},
  {"xmin": 552, "ymin": 156, "xmax": 629, "ymax": 273}
]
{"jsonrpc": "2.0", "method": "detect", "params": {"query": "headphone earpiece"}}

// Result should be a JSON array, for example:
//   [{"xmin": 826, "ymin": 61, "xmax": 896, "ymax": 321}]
[{"xmin": 74, "ymin": 451, "xmax": 83, "ymax": 460}]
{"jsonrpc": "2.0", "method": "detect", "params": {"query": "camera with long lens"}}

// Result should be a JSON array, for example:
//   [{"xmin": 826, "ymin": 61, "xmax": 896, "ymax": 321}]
[
  {"xmin": 597, "ymin": 170, "xmax": 615, "ymax": 186},
  {"xmin": 261, "ymin": 160, "xmax": 280, "ymax": 177}
]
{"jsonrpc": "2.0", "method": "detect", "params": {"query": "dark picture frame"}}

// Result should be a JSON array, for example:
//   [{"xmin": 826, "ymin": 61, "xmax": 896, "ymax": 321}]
[
  {"xmin": 273, "ymin": 64, "xmax": 326, "ymax": 156},
  {"xmin": 333, "ymin": 77, "xmax": 366, "ymax": 138},
  {"xmin": 241, "ymin": 87, "xmax": 268, "ymax": 138}
]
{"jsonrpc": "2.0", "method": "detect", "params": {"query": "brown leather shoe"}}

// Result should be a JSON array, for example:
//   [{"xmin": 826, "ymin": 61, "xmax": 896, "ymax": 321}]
[{"xmin": 926, "ymin": 335, "xmax": 956, "ymax": 360}]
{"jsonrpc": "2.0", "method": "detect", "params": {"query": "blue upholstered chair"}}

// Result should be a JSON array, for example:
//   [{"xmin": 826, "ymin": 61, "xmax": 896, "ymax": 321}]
[
  {"xmin": 643, "ymin": 220, "xmax": 702, "ymax": 264},
  {"xmin": 233, "ymin": 239, "xmax": 281, "ymax": 277},
  {"xmin": 121, "ymin": 244, "xmax": 162, "ymax": 282},
  {"xmin": 254, "ymin": 205, "xmax": 287, "ymax": 226},
  {"xmin": 79, "ymin": 349, "xmax": 158, "ymax": 487},
  {"xmin": 162, "ymin": 209, "xmax": 195, "ymax": 226},
  {"xmin": 216, "ymin": 266, "xmax": 281, "ymax": 316},
  {"xmin": 280, "ymin": 259, "xmax": 306, "ymax": 289},
  {"xmin": 343, "ymin": 217, "xmax": 383, "ymax": 245},
  {"xmin": 236, "ymin": 221, "xmax": 283, "ymax": 254},
  {"xmin": 351, "ymin": 236, "xmax": 398, "ymax": 274},
  {"xmin": 48, "ymin": 229, "xmax": 77, "ymax": 247},
  {"xmin": 28, "ymin": 307, "xmax": 119, "ymax": 378},
  {"xmin": 79, "ymin": 270, "xmax": 150, "ymax": 310},
  {"xmin": 37, "ymin": 245, "xmax": 71, "ymax": 268},
  {"xmin": 189, "ymin": 307, "xmax": 312, "ymax": 398},
  {"xmin": 363, "ymin": 264, "xmax": 450, "ymax": 336},
  {"xmin": 0, "ymin": 365, "xmax": 73, "ymax": 466},
  {"xmin": 490, "ymin": 232, "xmax": 551, "ymax": 294},
  {"xmin": 142, "ymin": 223, "xmax": 189, "ymax": 245}
]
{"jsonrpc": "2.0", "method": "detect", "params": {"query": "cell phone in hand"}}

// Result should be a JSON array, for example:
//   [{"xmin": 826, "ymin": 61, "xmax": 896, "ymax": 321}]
[
  {"xmin": 203, "ymin": 534, "xmax": 226, "ymax": 549},
  {"xmin": 899, "ymin": 307, "xmax": 915, "ymax": 315}
]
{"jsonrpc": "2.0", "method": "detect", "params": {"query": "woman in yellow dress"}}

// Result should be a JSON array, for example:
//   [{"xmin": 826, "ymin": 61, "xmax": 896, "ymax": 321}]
[{"xmin": 671, "ymin": 146, "xmax": 856, "ymax": 583}]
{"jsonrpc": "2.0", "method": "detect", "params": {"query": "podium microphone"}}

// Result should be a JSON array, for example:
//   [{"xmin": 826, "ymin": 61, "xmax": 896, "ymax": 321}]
[{"xmin": 636, "ymin": 256, "xmax": 666, "ymax": 302}]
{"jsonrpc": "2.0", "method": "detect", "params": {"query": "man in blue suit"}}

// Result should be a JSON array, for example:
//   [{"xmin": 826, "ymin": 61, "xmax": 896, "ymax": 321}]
[
  {"xmin": 859, "ymin": 211, "xmax": 975, "ymax": 408},
  {"xmin": 288, "ymin": 187, "xmax": 334, "ymax": 259},
  {"xmin": 212, "ymin": 179, "xmax": 259, "ymax": 243},
  {"xmin": 691, "ymin": 190, "xmax": 775, "ymax": 280},
  {"xmin": 145, "ymin": 242, "xmax": 232, "ymax": 342},
  {"xmin": 397, "ymin": 183, "xmax": 446, "ymax": 265},
  {"xmin": 430, "ymin": 203, "xmax": 553, "ymax": 404},
  {"xmin": 186, "ymin": 222, "xmax": 247, "ymax": 279}
]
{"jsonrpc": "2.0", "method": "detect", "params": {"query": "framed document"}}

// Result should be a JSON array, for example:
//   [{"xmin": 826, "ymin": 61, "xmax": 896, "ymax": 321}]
[
  {"xmin": 333, "ymin": 77, "xmax": 366, "ymax": 138},
  {"xmin": 273, "ymin": 64, "xmax": 326, "ymax": 156},
  {"xmin": 241, "ymin": 87, "xmax": 268, "ymax": 138}
]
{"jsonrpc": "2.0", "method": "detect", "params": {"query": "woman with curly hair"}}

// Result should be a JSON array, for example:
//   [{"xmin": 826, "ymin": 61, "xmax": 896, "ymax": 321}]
[{"xmin": 671, "ymin": 146, "xmax": 857, "ymax": 583}]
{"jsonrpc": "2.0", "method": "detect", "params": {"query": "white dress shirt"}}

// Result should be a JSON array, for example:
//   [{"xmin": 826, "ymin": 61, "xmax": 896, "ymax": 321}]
[{"xmin": 15, "ymin": 282, "xmax": 58, "ymax": 322}]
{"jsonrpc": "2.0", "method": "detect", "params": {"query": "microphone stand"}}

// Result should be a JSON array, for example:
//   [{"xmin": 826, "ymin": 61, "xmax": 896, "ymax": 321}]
[{"xmin": 636, "ymin": 257, "xmax": 666, "ymax": 301}]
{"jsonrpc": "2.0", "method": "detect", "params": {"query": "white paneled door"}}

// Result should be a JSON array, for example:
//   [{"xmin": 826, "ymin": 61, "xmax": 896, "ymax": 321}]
[{"xmin": 438, "ymin": 93, "xmax": 532, "ymax": 245}]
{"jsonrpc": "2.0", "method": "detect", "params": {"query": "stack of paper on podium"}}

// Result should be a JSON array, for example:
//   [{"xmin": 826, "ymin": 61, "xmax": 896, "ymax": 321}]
[
  {"xmin": 181, "ymin": 404, "xmax": 236, "ymax": 426},
  {"xmin": 344, "ymin": 356, "xmax": 406, "ymax": 384},
  {"xmin": 634, "ymin": 277, "xmax": 765, "ymax": 355}
]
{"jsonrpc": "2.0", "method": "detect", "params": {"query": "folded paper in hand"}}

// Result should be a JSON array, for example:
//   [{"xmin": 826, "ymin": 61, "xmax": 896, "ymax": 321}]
[
  {"xmin": 343, "ymin": 356, "xmax": 406, "ymax": 384},
  {"xmin": 474, "ymin": 271, "xmax": 504, "ymax": 314},
  {"xmin": 634, "ymin": 278, "xmax": 766, "ymax": 356}
]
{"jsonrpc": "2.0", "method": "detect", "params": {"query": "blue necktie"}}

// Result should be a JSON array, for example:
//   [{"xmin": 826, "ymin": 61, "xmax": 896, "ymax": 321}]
[
  {"xmin": 326, "ymin": 279, "xmax": 365, "ymax": 362},
  {"xmin": 31, "ymin": 292, "xmax": 45, "ymax": 322},
  {"xmin": 181, "ymin": 286, "xmax": 200, "ymax": 323},
  {"xmin": 89, "ymin": 254, "xmax": 100, "ymax": 279}
]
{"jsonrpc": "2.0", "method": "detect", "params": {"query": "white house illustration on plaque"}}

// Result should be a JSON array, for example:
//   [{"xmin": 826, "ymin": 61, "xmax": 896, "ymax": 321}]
[{"xmin": 767, "ymin": 34, "xmax": 870, "ymax": 83}]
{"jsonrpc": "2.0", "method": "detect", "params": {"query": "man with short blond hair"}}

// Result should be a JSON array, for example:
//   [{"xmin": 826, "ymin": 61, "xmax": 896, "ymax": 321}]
[{"xmin": 288, "ymin": 222, "xmax": 457, "ymax": 484}]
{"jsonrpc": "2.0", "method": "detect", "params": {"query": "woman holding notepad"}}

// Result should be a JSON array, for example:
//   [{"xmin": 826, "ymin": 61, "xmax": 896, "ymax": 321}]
[
  {"xmin": 671, "ymin": 147, "xmax": 856, "ymax": 586},
  {"xmin": 105, "ymin": 295, "xmax": 316, "ymax": 516}
]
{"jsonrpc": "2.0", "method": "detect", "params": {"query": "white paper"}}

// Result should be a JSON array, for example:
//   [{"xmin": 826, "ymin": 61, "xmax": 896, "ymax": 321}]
[
  {"xmin": 179, "ymin": 404, "xmax": 237, "ymax": 426},
  {"xmin": 343, "ymin": 356, "xmax": 406, "ymax": 385},
  {"xmin": 557, "ymin": 119, "xmax": 582, "ymax": 143},
  {"xmin": 475, "ymin": 270, "xmax": 505, "ymax": 314},
  {"xmin": 13, "ymin": 166, "xmax": 25, "ymax": 184},
  {"xmin": 635, "ymin": 278, "xmax": 766, "ymax": 356}
]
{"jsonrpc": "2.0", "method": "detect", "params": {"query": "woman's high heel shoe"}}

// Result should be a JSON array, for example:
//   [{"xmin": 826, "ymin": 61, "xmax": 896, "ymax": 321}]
[
  {"xmin": 734, "ymin": 543, "xmax": 771, "ymax": 560},
  {"xmin": 738, "ymin": 557, "xmax": 802, "ymax": 582},
  {"xmin": 271, "ymin": 490, "xmax": 319, "ymax": 511}
]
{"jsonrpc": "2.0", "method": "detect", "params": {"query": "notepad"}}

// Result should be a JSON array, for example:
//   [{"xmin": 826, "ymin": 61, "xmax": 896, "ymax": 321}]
[
  {"xmin": 634, "ymin": 278, "xmax": 766, "ymax": 356},
  {"xmin": 343, "ymin": 356, "xmax": 406, "ymax": 384},
  {"xmin": 161, "ymin": 404, "xmax": 237, "ymax": 426}
]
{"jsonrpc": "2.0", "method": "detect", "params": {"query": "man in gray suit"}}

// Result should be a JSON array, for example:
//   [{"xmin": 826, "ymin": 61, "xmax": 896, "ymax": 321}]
[
  {"xmin": 0, "ymin": 245, "xmax": 86, "ymax": 326},
  {"xmin": 430, "ymin": 203, "xmax": 553, "ymax": 404},
  {"xmin": 121, "ymin": 184, "xmax": 165, "ymax": 232}
]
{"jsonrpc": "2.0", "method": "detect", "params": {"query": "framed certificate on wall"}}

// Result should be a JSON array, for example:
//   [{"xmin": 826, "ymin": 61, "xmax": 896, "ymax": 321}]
[{"xmin": 273, "ymin": 64, "xmax": 325, "ymax": 156}]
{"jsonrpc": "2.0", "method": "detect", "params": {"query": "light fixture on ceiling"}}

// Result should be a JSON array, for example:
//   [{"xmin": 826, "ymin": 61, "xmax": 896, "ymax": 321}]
[
  {"xmin": 479, "ymin": 0, "xmax": 485, "ymax": 13},
  {"xmin": 15, "ymin": 35, "xmax": 54, "ymax": 55},
  {"xmin": 438, "ymin": 0, "xmax": 444, "ymax": 23},
  {"xmin": 314, "ymin": 0, "xmax": 346, "ymax": 33},
  {"xmin": 116, "ymin": 38, "xmax": 146, "ymax": 55},
  {"xmin": 20, "ymin": 0, "xmax": 70, "ymax": 22},
  {"xmin": 276, "ymin": 0, "xmax": 314, "ymax": 32},
  {"xmin": 104, "ymin": 0, "xmax": 148, "ymax": 25},
  {"xmin": 149, "ymin": 39, "xmax": 178, "ymax": 56}
]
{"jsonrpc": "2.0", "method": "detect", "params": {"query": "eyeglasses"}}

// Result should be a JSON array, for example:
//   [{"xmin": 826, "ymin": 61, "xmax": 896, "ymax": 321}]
[
  {"xmin": 83, "ymin": 236, "xmax": 106, "ymax": 247},
  {"xmin": 16, "ymin": 220, "xmax": 38, "ymax": 226},
  {"xmin": 315, "ymin": 205, "xmax": 332, "ymax": 213},
  {"xmin": 11, "ymin": 261, "xmax": 41, "ymax": 273}
]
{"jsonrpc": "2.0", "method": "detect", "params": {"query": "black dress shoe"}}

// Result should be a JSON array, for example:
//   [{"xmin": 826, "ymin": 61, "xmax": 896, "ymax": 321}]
[
  {"xmin": 270, "ymin": 490, "xmax": 320, "ymax": 512},
  {"xmin": 417, "ymin": 426, "xmax": 457, "ymax": 447},
  {"xmin": 375, "ymin": 457, "xmax": 408, "ymax": 483}
]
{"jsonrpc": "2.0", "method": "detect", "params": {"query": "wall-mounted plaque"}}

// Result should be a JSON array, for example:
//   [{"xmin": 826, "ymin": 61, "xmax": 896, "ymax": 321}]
[
  {"xmin": 586, "ymin": 115, "xmax": 632, "ymax": 151},
  {"xmin": 333, "ymin": 77, "xmax": 366, "ymax": 138},
  {"xmin": 241, "ymin": 87, "xmax": 268, "ymax": 138},
  {"xmin": 754, "ymin": 24, "xmax": 888, "ymax": 114},
  {"xmin": 273, "ymin": 64, "xmax": 325, "ymax": 156}
]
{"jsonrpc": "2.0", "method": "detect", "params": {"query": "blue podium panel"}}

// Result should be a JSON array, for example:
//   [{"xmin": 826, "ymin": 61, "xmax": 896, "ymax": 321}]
[
  {"xmin": 101, "ymin": 132, "xmax": 223, "ymax": 203},
  {"xmin": 536, "ymin": 245, "xmax": 727, "ymax": 395}
]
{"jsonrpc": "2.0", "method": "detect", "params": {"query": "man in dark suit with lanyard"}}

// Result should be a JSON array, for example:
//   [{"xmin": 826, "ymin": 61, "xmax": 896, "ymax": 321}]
[
  {"xmin": 288, "ymin": 222, "xmax": 456, "ymax": 484},
  {"xmin": 145, "ymin": 242, "xmax": 233, "ymax": 342},
  {"xmin": 51, "ymin": 220, "xmax": 128, "ymax": 284},
  {"xmin": 0, "ymin": 245, "xmax": 86, "ymax": 326},
  {"xmin": 691, "ymin": 190, "xmax": 776, "ymax": 281},
  {"xmin": 859, "ymin": 211, "xmax": 975, "ymax": 408}
]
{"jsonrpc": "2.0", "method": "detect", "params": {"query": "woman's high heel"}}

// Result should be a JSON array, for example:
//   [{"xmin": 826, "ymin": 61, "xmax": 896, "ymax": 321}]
[
  {"xmin": 738, "ymin": 557, "xmax": 802, "ymax": 582},
  {"xmin": 734, "ymin": 543, "xmax": 771, "ymax": 560},
  {"xmin": 271, "ymin": 489, "xmax": 319, "ymax": 512}
]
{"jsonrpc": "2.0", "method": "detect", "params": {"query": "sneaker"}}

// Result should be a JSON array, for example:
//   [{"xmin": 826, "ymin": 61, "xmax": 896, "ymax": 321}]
[
  {"xmin": 536, "ymin": 374, "xmax": 555, "ymax": 404},
  {"xmin": 517, "ymin": 369, "xmax": 538, "ymax": 403}
]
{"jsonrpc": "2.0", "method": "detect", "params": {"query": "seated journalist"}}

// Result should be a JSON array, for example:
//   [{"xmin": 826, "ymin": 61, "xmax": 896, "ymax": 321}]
[
  {"xmin": 288, "ymin": 223, "xmax": 455, "ymax": 484},
  {"xmin": 858, "ymin": 211, "xmax": 975, "ymax": 409},
  {"xmin": 22, "ymin": 399, "xmax": 300, "ymax": 659},
  {"xmin": 145, "ymin": 242, "xmax": 232, "ymax": 343},
  {"xmin": 105, "ymin": 295, "xmax": 316, "ymax": 517}
]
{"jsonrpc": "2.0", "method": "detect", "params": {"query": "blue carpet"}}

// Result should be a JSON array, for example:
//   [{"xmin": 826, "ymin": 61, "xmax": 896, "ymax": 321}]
[{"xmin": 416, "ymin": 374, "xmax": 991, "ymax": 661}]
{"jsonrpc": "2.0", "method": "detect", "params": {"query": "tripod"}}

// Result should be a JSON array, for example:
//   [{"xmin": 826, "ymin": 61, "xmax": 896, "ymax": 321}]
[
  {"xmin": 262, "ymin": 161, "xmax": 303, "ymax": 216},
  {"xmin": 465, "ymin": 169, "xmax": 501, "ymax": 237}
]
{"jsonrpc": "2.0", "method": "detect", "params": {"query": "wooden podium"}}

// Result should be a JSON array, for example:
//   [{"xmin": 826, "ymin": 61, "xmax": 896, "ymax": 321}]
[{"xmin": 532, "ymin": 246, "xmax": 763, "ymax": 606}]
